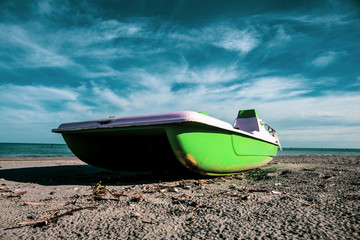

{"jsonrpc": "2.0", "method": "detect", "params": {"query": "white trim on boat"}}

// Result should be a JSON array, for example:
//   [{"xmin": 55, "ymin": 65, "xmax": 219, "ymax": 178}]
[{"xmin": 52, "ymin": 111, "xmax": 278, "ymax": 145}]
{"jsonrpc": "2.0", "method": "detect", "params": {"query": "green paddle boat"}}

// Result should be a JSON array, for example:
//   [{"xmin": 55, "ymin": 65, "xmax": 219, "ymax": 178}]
[{"xmin": 52, "ymin": 109, "xmax": 281, "ymax": 175}]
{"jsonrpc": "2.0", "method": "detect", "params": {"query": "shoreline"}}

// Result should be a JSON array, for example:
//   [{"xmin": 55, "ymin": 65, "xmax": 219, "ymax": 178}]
[
  {"xmin": 0, "ymin": 156, "xmax": 78, "ymax": 161},
  {"xmin": 1, "ymin": 155, "xmax": 359, "ymax": 239}
]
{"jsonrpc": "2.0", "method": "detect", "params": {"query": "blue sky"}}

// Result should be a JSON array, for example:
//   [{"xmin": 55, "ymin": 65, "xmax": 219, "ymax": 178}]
[{"xmin": 0, "ymin": 0, "xmax": 359, "ymax": 148}]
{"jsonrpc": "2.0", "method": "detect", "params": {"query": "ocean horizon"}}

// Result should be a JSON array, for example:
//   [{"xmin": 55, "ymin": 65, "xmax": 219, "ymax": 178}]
[{"xmin": 0, "ymin": 142, "xmax": 359, "ymax": 157}]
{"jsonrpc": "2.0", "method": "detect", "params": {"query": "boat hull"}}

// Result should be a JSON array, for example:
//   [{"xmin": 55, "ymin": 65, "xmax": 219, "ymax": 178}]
[
  {"xmin": 59, "ymin": 122, "xmax": 278, "ymax": 175},
  {"xmin": 61, "ymin": 126, "xmax": 182, "ymax": 171},
  {"xmin": 166, "ymin": 123, "xmax": 278, "ymax": 175}
]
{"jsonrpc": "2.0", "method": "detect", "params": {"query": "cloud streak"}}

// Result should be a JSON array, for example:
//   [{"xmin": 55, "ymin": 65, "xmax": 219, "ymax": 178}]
[{"xmin": 311, "ymin": 51, "xmax": 348, "ymax": 68}]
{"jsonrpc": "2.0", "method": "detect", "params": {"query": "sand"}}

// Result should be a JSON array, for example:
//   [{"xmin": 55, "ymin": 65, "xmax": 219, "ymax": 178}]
[{"xmin": 0, "ymin": 155, "xmax": 359, "ymax": 239}]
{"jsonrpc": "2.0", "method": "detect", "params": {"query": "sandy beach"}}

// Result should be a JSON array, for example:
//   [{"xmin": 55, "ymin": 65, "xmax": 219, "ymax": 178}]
[{"xmin": 0, "ymin": 155, "xmax": 359, "ymax": 239}]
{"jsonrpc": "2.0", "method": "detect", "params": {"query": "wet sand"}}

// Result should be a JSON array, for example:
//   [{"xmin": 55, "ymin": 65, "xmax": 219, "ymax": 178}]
[{"xmin": 0, "ymin": 155, "xmax": 359, "ymax": 239}]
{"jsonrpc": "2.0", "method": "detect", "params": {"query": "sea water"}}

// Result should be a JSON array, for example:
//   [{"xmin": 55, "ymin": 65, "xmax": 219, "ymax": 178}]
[
  {"xmin": 277, "ymin": 148, "xmax": 360, "ymax": 156},
  {"xmin": 0, "ymin": 143, "xmax": 359, "ymax": 157},
  {"xmin": 0, "ymin": 143, "xmax": 74, "ymax": 157}
]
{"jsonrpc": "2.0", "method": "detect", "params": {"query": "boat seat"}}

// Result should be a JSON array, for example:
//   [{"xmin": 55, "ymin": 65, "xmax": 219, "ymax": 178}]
[
  {"xmin": 233, "ymin": 117, "xmax": 259, "ymax": 133},
  {"xmin": 233, "ymin": 109, "xmax": 260, "ymax": 133}
]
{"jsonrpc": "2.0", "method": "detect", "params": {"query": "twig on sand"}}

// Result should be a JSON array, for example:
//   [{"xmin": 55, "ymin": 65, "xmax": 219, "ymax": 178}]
[
  {"xmin": 28, "ymin": 209, "xmax": 61, "ymax": 220},
  {"xmin": 8, "ymin": 191, "xmax": 27, "ymax": 198},
  {"xmin": 5, "ymin": 206, "xmax": 97, "ymax": 230},
  {"xmin": 0, "ymin": 186, "xmax": 12, "ymax": 193},
  {"xmin": 16, "ymin": 220, "xmax": 50, "ymax": 227},
  {"xmin": 90, "ymin": 195, "xmax": 122, "ymax": 202},
  {"xmin": 302, "ymin": 202, "xmax": 315, "ymax": 207},
  {"xmin": 110, "ymin": 190, "xmax": 129, "ymax": 197},
  {"xmin": 24, "ymin": 202, "xmax": 66, "ymax": 206},
  {"xmin": 21, "ymin": 206, "xmax": 97, "ymax": 226},
  {"xmin": 141, "ymin": 219, "xmax": 154, "ymax": 224}
]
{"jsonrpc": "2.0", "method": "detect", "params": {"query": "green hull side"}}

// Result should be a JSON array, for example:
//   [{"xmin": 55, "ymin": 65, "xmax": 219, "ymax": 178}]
[{"xmin": 165, "ymin": 123, "xmax": 278, "ymax": 176}]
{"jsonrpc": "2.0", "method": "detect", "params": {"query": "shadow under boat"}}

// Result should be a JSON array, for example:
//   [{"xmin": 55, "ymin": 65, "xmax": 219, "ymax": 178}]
[{"xmin": 0, "ymin": 163, "xmax": 207, "ymax": 186}]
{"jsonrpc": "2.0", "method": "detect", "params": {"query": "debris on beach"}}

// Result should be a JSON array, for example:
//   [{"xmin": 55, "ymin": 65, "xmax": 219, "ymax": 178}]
[
  {"xmin": 0, "ymin": 186, "xmax": 28, "ymax": 198},
  {"xmin": 322, "ymin": 175, "xmax": 335, "ymax": 180},
  {"xmin": 111, "ymin": 190, "xmax": 129, "ymax": 196},
  {"xmin": 24, "ymin": 202, "xmax": 66, "ymax": 206},
  {"xmin": 8, "ymin": 191, "xmax": 28, "ymax": 198},
  {"xmin": 15, "ymin": 206, "xmax": 97, "ymax": 228},
  {"xmin": 130, "ymin": 194, "xmax": 146, "ymax": 203},
  {"xmin": 0, "ymin": 186, "xmax": 12, "ymax": 193},
  {"xmin": 91, "ymin": 181, "xmax": 108, "ymax": 196},
  {"xmin": 0, "ymin": 188, "xmax": 28, "ymax": 198},
  {"xmin": 89, "ymin": 181, "xmax": 121, "ymax": 202}
]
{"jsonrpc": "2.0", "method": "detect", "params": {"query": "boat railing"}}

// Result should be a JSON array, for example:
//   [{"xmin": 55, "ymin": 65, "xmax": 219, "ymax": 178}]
[
  {"xmin": 264, "ymin": 123, "xmax": 275, "ymax": 136},
  {"xmin": 264, "ymin": 123, "xmax": 282, "ymax": 151}
]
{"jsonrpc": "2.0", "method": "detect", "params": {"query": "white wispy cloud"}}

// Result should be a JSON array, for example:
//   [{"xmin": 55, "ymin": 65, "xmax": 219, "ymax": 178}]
[
  {"xmin": 69, "ymin": 19, "xmax": 146, "ymax": 46},
  {"xmin": 311, "ymin": 51, "xmax": 338, "ymax": 67},
  {"xmin": 169, "ymin": 23, "xmax": 260, "ymax": 54},
  {"xmin": 0, "ymin": 17, "xmax": 152, "ymax": 71},
  {"xmin": 279, "ymin": 126, "xmax": 360, "ymax": 148},
  {"xmin": 291, "ymin": 13, "xmax": 355, "ymax": 26},
  {"xmin": 36, "ymin": 0, "xmax": 72, "ymax": 16},
  {"xmin": 37, "ymin": 0, "xmax": 53, "ymax": 15},
  {"xmin": 352, "ymin": 76, "xmax": 360, "ymax": 86},
  {"xmin": 0, "ymin": 16, "xmax": 260, "ymax": 81},
  {"xmin": 179, "ymin": 65, "xmax": 240, "ymax": 84},
  {"xmin": 267, "ymin": 26, "xmax": 292, "ymax": 48},
  {"xmin": 0, "ymin": 84, "xmax": 84, "ymax": 128},
  {"xmin": 91, "ymin": 83, "xmax": 130, "ymax": 110},
  {"xmin": 213, "ymin": 27, "xmax": 260, "ymax": 54},
  {"xmin": 249, "ymin": 91, "xmax": 360, "ymax": 148},
  {"xmin": 235, "ymin": 76, "xmax": 310, "ymax": 101},
  {"xmin": 262, "ymin": 92, "xmax": 360, "ymax": 122},
  {"xmin": 0, "ymin": 84, "xmax": 78, "ymax": 110},
  {"xmin": 0, "ymin": 23, "xmax": 74, "ymax": 68}
]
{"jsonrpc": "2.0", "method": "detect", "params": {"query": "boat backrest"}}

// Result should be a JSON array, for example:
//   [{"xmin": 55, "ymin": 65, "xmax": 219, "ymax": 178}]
[{"xmin": 233, "ymin": 109, "xmax": 260, "ymax": 133}]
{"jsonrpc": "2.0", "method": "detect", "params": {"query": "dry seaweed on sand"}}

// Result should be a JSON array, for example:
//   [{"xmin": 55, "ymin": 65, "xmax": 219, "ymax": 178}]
[{"xmin": 89, "ymin": 181, "xmax": 121, "ymax": 202}]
